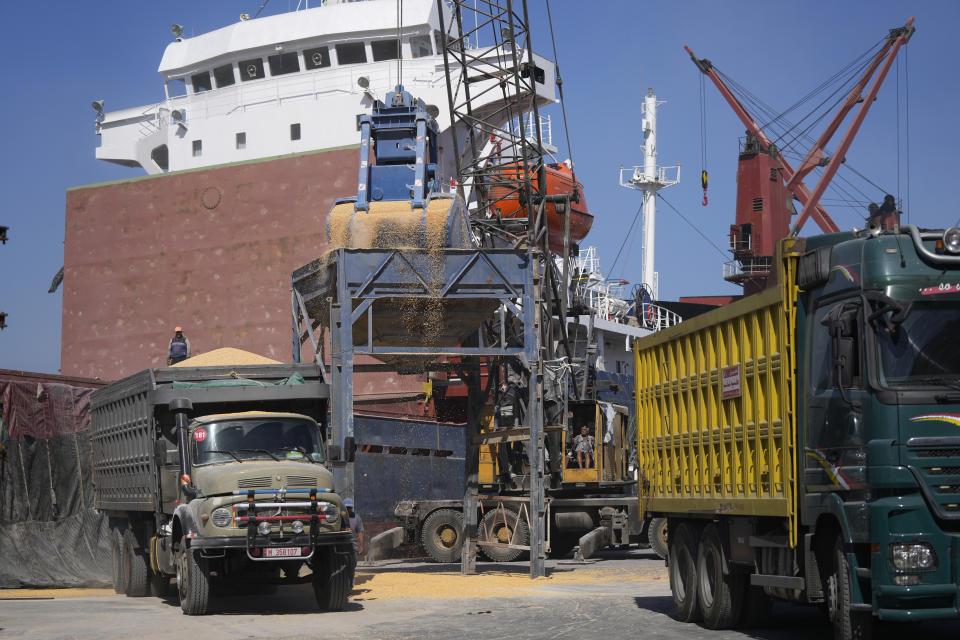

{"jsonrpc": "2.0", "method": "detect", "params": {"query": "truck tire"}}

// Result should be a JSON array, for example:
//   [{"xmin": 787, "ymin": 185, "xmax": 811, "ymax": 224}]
[
  {"xmin": 696, "ymin": 524, "xmax": 743, "ymax": 629},
  {"xmin": 649, "ymin": 517, "xmax": 668, "ymax": 560},
  {"xmin": 669, "ymin": 522, "xmax": 701, "ymax": 623},
  {"xmin": 110, "ymin": 527, "xmax": 125, "ymax": 594},
  {"xmin": 421, "ymin": 509, "xmax": 464, "ymax": 563},
  {"xmin": 478, "ymin": 508, "xmax": 528, "ymax": 562},
  {"xmin": 122, "ymin": 528, "xmax": 149, "ymax": 597},
  {"xmin": 312, "ymin": 545, "xmax": 353, "ymax": 612},
  {"xmin": 825, "ymin": 537, "xmax": 873, "ymax": 640},
  {"xmin": 176, "ymin": 545, "xmax": 210, "ymax": 615}
]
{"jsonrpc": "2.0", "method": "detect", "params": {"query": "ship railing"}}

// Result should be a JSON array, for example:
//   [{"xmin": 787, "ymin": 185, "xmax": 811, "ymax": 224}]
[
  {"xmin": 641, "ymin": 303, "xmax": 682, "ymax": 331},
  {"xmin": 723, "ymin": 258, "xmax": 772, "ymax": 281},
  {"xmin": 619, "ymin": 164, "xmax": 680, "ymax": 189},
  {"xmin": 512, "ymin": 113, "xmax": 552, "ymax": 148}
]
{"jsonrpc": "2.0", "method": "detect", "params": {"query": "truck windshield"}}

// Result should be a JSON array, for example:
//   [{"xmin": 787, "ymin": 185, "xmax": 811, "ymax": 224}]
[
  {"xmin": 191, "ymin": 418, "xmax": 324, "ymax": 465},
  {"xmin": 875, "ymin": 301, "xmax": 960, "ymax": 388}
]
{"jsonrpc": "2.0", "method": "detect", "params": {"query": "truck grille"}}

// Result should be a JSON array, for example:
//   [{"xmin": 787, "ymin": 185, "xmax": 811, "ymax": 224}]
[
  {"xmin": 238, "ymin": 476, "xmax": 272, "ymax": 488},
  {"xmin": 905, "ymin": 442, "xmax": 960, "ymax": 519},
  {"xmin": 915, "ymin": 448, "xmax": 960, "ymax": 458},
  {"xmin": 286, "ymin": 475, "xmax": 317, "ymax": 487}
]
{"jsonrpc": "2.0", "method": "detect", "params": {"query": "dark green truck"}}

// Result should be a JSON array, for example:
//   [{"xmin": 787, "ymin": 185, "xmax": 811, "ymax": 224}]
[{"xmin": 636, "ymin": 226, "xmax": 960, "ymax": 638}]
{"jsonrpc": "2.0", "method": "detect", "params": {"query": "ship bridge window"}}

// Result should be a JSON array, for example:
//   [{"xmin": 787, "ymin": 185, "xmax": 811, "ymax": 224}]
[
  {"xmin": 239, "ymin": 57, "xmax": 265, "ymax": 81},
  {"xmin": 268, "ymin": 51, "xmax": 300, "ymax": 76},
  {"xmin": 192, "ymin": 140, "xmax": 202, "ymax": 157},
  {"xmin": 213, "ymin": 63, "xmax": 236, "ymax": 88},
  {"xmin": 371, "ymin": 39, "xmax": 400, "ymax": 62},
  {"xmin": 191, "ymin": 71, "xmax": 212, "ymax": 93},
  {"xmin": 410, "ymin": 35, "xmax": 433, "ymax": 58},
  {"xmin": 304, "ymin": 46, "xmax": 331, "ymax": 69},
  {"xmin": 165, "ymin": 78, "xmax": 187, "ymax": 98},
  {"xmin": 336, "ymin": 42, "xmax": 367, "ymax": 65}
]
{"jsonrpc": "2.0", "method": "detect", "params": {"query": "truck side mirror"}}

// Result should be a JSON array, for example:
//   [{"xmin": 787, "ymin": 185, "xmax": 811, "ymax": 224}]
[
  {"xmin": 827, "ymin": 305, "xmax": 859, "ymax": 389},
  {"xmin": 343, "ymin": 436, "xmax": 355, "ymax": 463}
]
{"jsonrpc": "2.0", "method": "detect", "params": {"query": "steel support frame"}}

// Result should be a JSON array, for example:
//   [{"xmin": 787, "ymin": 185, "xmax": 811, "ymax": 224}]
[{"xmin": 291, "ymin": 248, "xmax": 543, "ymax": 578}]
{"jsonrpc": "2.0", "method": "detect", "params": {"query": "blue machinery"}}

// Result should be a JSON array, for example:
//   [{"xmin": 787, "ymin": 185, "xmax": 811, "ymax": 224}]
[{"xmin": 291, "ymin": 86, "xmax": 548, "ymax": 577}]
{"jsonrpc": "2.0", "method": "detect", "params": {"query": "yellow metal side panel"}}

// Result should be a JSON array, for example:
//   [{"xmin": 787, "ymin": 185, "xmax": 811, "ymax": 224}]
[
  {"xmin": 636, "ymin": 247, "xmax": 800, "ymax": 546},
  {"xmin": 478, "ymin": 407, "xmax": 496, "ymax": 484}
]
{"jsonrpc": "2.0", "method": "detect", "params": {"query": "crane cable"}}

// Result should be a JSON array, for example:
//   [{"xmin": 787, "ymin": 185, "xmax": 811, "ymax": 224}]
[
  {"xmin": 699, "ymin": 72, "xmax": 709, "ymax": 206},
  {"xmin": 545, "ymin": 0, "xmax": 578, "ymax": 187}
]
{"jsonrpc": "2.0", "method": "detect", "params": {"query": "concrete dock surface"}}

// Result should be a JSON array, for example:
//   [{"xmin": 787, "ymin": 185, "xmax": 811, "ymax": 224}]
[{"xmin": 2, "ymin": 548, "xmax": 958, "ymax": 639}]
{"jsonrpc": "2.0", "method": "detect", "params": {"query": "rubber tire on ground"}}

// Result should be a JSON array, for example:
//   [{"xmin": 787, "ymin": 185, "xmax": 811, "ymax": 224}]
[
  {"xmin": 738, "ymin": 583, "xmax": 773, "ymax": 628},
  {"xmin": 669, "ymin": 522, "xmax": 701, "ymax": 623},
  {"xmin": 696, "ymin": 524, "xmax": 744, "ymax": 629},
  {"xmin": 110, "ymin": 527, "xmax": 125, "ymax": 594},
  {"xmin": 122, "ymin": 528, "xmax": 149, "ymax": 597},
  {"xmin": 649, "ymin": 517, "xmax": 668, "ymax": 560},
  {"xmin": 478, "ymin": 508, "xmax": 529, "ymax": 562},
  {"xmin": 420, "ymin": 509, "xmax": 464, "ymax": 563},
  {"xmin": 312, "ymin": 545, "xmax": 353, "ymax": 612},
  {"xmin": 176, "ymin": 545, "xmax": 210, "ymax": 616},
  {"xmin": 825, "ymin": 537, "xmax": 874, "ymax": 640}
]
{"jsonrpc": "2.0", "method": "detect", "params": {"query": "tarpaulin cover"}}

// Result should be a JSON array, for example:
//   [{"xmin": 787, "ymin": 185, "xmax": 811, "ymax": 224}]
[
  {"xmin": 0, "ymin": 373, "xmax": 110, "ymax": 588},
  {"xmin": 170, "ymin": 372, "xmax": 307, "ymax": 388}
]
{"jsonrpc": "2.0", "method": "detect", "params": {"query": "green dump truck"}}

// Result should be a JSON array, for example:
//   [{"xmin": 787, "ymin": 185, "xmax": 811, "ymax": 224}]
[
  {"xmin": 635, "ymin": 227, "xmax": 960, "ymax": 638},
  {"xmin": 91, "ymin": 363, "xmax": 354, "ymax": 615}
]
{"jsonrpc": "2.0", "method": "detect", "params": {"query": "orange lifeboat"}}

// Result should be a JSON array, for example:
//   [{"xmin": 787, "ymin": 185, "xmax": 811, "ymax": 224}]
[{"xmin": 488, "ymin": 162, "xmax": 594, "ymax": 253}]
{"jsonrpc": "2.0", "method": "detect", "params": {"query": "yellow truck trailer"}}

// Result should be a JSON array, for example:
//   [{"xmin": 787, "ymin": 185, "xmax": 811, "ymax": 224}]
[{"xmin": 636, "ymin": 228, "xmax": 960, "ymax": 638}]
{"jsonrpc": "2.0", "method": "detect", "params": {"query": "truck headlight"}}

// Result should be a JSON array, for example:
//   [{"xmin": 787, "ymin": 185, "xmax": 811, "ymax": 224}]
[
  {"xmin": 890, "ymin": 542, "xmax": 936, "ymax": 571},
  {"xmin": 257, "ymin": 521, "xmax": 272, "ymax": 536},
  {"xmin": 291, "ymin": 520, "xmax": 304, "ymax": 534},
  {"xmin": 211, "ymin": 507, "xmax": 232, "ymax": 528},
  {"xmin": 320, "ymin": 501, "xmax": 339, "ymax": 522}
]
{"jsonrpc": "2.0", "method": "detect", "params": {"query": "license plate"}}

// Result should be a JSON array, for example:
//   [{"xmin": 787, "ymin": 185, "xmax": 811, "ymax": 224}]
[{"xmin": 262, "ymin": 547, "xmax": 302, "ymax": 558}]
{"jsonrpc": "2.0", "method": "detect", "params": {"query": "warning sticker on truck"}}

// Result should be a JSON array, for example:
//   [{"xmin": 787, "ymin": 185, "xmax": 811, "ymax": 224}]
[{"xmin": 722, "ymin": 365, "xmax": 741, "ymax": 400}]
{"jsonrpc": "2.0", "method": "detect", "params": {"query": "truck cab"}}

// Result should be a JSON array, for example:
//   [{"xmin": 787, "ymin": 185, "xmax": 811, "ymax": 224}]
[{"xmin": 798, "ymin": 226, "xmax": 960, "ymax": 621}]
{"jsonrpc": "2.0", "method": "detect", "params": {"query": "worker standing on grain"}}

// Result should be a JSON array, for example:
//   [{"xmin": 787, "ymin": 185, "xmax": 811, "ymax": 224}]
[{"xmin": 167, "ymin": 327, "xmax": 191, "ymax": 365}]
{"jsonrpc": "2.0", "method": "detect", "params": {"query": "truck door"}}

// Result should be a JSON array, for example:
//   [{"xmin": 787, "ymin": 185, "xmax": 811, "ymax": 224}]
[{"xmin": 805, "ymin": 299, "xmax": 869, "ymax": 493}]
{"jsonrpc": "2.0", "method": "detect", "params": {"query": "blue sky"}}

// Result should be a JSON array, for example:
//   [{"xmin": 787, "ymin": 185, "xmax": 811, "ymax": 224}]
[{"xmin": 1, "ymin": 0, "xmax": 958, "ymax": 375}]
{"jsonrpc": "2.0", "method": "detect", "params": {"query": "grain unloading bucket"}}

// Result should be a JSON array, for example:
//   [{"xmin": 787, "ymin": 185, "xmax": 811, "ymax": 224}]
[{"xmin": 292, "ymin": 86, "xmax": 502, "ymax": 364}]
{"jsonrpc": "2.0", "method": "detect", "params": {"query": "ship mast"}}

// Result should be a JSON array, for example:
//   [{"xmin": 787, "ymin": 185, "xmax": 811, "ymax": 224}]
[{"xmin": 620, "ymin": 89, "xmax": 678, "ymax": 301}]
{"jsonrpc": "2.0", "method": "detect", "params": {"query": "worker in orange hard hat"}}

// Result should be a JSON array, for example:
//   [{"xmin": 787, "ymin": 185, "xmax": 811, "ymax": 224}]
[{"xmin": 167, "ymin": 327, "xmax": 191, "ymax": 365}]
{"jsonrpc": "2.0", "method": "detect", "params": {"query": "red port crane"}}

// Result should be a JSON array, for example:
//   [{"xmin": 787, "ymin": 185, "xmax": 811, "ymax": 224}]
[{"xmin": 686, "ymin": 18, "xmax": 915, "ymax": 294}]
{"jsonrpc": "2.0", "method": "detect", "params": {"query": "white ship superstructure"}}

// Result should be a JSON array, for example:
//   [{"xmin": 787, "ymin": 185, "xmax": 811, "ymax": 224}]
[{"xmin": 93, "ymin": 0, "xmax": 556, "ymax": 175}]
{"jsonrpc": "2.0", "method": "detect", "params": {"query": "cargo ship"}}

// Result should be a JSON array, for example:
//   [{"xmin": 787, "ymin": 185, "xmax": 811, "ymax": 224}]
[{"xmin": 63, "ymin": 0, "xmax": 556, "ymax": 391}]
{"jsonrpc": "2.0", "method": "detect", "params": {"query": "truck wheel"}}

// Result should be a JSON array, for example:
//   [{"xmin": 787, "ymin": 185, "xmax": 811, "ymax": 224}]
[
  {"xmin": 312, "ymin": 545, "xmax": 353, "ymax": 612},
  {"xmin": 825, "ymin": 537, "xmax": 873, "ymax": 640},
  {"xmin": 110, "ymin": 528, "xmax": 125, "ymax": 594},
  {"xmin": 421, "ymin": 509, "xmax": 464, "ymax": 563},
  {"xmin": 122, "ymin": 529, "xmax": 149, "ymax": 597},
  {"xmin": 649, "ymin": 517, "xmax": 668, "ymax": 560},
  {"xmin": 478, "ymin": 508, "xmax": 528, "ymax": 562},
  {"xmin": 696, "ymin": 524, "xmax": 743, "ymax": 629},
  {"xmin": 176, "ymin": 545, "xmax": 210, "ymax": 615},
  {"xmin": 669, "ymin": 522, "xmax": 701, "ymax": 622}
]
